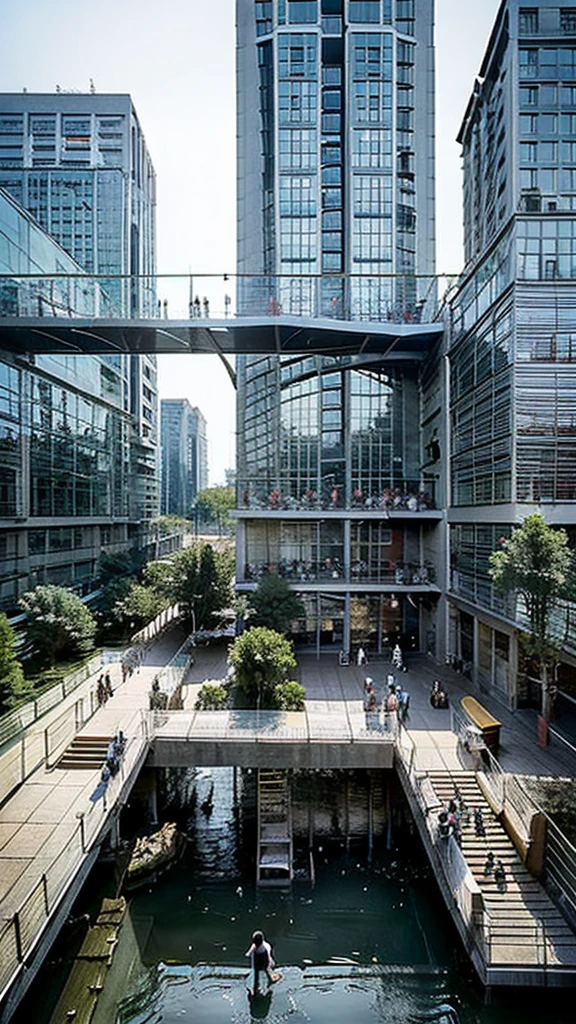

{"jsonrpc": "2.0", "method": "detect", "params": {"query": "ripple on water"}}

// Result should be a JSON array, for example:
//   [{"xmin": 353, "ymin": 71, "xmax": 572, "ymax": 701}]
[{"xmin": 118, "ymin": 964, "xmax": 459, "ymax": 1024}]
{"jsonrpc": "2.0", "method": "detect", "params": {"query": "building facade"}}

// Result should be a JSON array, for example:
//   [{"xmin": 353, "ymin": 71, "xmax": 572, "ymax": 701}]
[
  {"xmin": 449, "ymin": 0, "xmax": 576, "ymax": 704},
  {"xmin": 235, "ymin": 0, "xmax": 445, "ymax": 657},
  {"xmin": 0, "ymin": 187, "xmax": 134, "ymax": 611},
  {"xmin": 0, "ymin": 91, "xmax": 160, "ymax": 527},
  {"xmin": 160, "ymin": 399, "xmax": 208, "ymax": 517}
]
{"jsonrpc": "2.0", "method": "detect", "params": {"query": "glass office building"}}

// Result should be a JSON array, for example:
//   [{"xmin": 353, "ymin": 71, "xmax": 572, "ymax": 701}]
[
  {"xmin": 235, "ymin": 0, "xmax": 443, "ymax": 656},
  {"xmin": 0, "ymin": 187, "xmax": 132, "ymax": 611},
  {"xmin": 449, "ymin": 0, "xmax": 576, "ymax": 703},
  {"xmin": 0, "ymin": 92, "xmax": 160, "ymax": 527}
]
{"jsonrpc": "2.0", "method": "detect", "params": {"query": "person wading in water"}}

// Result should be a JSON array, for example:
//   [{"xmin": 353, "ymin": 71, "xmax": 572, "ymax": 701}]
[{"xmin": 245, "ymin": 930, "xmax": 281, "ymax": 994}]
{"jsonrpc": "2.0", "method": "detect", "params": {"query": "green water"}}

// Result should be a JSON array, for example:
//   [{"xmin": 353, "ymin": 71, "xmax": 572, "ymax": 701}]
[{"xmin": 12, "ymin": 767, "xmax": 576, "ymax": 1024}]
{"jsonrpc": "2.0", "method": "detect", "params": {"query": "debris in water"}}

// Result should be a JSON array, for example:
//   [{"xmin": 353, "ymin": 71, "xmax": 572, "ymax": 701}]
[{"xmin": 236, "ymin": 886, "xmax": 243, "ymax": 897}]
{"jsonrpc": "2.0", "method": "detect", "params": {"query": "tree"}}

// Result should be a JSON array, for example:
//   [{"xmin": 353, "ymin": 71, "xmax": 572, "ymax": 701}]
[
  {"xmin": 97, "ymin": 550, "xmax": 137, "ymax": 585},
  {"xmin": 0, "ymin": 613, "xmax": 32, "ymax": 713},
  {"xmin": 19, "ymin": 585, "xmax": 97, "ymax": 666},
  {"xmin": 195, "ymin": 486, "xmax": 235, "ymax": 536},
  {"xmin": 144, "ymin": 542, "xmax": 234, "ymax": 630},
  {"xmin": 114, "ymin": 582, "xmax": 167, "ymax": 630},
  {"xmin": 489, "ymin": 514, "xmax": 574, "ymax": 721},
  {"xmin": 248, "ymin": 574, "xmax": 304, "ymax": 634},
  {"xmin": 228, "ymin": 626, "xmax": 297, "ymax": 708}
]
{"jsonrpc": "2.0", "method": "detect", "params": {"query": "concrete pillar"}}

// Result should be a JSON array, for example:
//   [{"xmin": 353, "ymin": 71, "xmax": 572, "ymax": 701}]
[{"xmin": 343, "ymin": 592, "xmax": 351, "ymax": 658}]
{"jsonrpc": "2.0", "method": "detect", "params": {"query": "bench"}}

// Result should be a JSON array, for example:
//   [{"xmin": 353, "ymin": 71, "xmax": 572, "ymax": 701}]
[{"xmin": 461, "ymin": 695, "xmax": 502, "ymax": 753}]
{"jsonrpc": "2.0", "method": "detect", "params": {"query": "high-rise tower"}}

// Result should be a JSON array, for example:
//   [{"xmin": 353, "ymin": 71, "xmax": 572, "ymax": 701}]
[{"xmin": 235, "ymin": 1, "xmax": 442, "ymax": 657}]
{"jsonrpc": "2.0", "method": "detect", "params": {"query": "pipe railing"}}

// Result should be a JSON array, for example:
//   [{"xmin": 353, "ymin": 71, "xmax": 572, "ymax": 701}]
[{"xmin": 0, "ymin": 271, "xmax": 458, "ymax": 324}]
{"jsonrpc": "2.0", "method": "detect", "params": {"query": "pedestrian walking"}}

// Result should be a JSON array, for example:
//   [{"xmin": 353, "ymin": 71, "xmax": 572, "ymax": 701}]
[{"xmin": 357, "ymin": 645, "xmax": 367, "ymax": 667}]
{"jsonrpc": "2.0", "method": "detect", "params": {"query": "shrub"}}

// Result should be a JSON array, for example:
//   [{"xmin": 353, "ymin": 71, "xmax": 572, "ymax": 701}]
[
  {"xmin": 194, "ymin": 682, "xmax": 228, "ymax": 710},
  {"xmin": 274, "ymin": 680, "xmax": 306, "ymax": 711}
]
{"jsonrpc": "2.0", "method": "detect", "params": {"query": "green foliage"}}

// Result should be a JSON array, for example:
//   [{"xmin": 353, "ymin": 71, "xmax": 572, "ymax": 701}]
[
  {"xmin": 115, "ymin": 582, "xmax": 167, "ymax": 629},
  {"xmin": 489, "ymin": 514, "xmax": 575, "ymax": 720},
  {"xmin": 194, "ymin": 682, "xmax": 228, "ymax": 710},
  {"xmin": 274, "ymin": 680, "xmax": 306, "ymax": 711},
  {"xmin": 228, "ymin": 626, "xmax": 297, "ymax": 707},
  {"xmin": 143, "ymin": 542, "xmax": 234, "ymax": 629},
  {"xmin": 195, "ymin": 486, "xmax": 235, "ymax": 535},
  {"xmin": 152, "ymin": 514, "xmax": 192, "ymax": 537},
  {"xmin": 248, "ymin": 574, "xmax": 304, "ymax": 634},
  {"xmin": 19, "ymin": 585, "xmax": 97, "ymax": 666},
  {"xmin": 489, "ymin": 514, "xmax": 574, "ymax": 659},
  {"xmin": 0, "ymin": 613, "xmax": 32, "ymax": 713},
  {"xmin": 98, "ymin": 550, "xmax": 136, "ymax": 585}
]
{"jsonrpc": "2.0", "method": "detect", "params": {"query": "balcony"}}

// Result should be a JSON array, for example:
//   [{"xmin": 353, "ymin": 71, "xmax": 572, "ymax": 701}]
[
  {"xmin": 240, "ymin": 559, "xmax": 438, "ymax": 588},
  {"xmin": 236, "ymin": 480, "xmax": 440, "ymax": 516}
]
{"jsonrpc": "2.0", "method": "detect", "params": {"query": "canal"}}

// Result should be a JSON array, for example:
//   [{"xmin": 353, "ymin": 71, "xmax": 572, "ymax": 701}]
[{"xmin": 12, "ymin": 767, "xmax": 575, "ymax": 1024}]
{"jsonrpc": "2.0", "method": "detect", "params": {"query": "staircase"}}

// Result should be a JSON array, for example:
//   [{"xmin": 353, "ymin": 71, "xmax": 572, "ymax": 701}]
[
  {"xmin": 56, "ymin": 736, "xmax": 112, "ymax": 770},
  {"xmin": 256, "ymin": 769, "xmax": 293, "ymax": 888},
  {"xmin": 426, "ymin": 770, "xmax": 576, "ymax": 968}
]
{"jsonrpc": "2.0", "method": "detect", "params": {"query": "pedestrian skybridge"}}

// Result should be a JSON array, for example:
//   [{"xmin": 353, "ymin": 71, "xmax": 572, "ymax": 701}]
[{"xmin": 0, "ymin": 272, "xmax": 450, "ymax": 358}]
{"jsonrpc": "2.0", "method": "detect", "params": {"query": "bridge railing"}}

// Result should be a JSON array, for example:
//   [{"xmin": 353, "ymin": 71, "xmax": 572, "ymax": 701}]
[
  {"xmin": 0, "ymin": 272, "xmax": 458, "ymax": 324},
  {"xmin": 0, "ymin": 710, "xmax": 150, "ymax": 1005},
  {"xmin": 151, "ymin": 706, "xmax": 398, "ymax": 744},
  {"xmin": 395, "ymin": 723, "xmax": 489, "ymax": 971}
]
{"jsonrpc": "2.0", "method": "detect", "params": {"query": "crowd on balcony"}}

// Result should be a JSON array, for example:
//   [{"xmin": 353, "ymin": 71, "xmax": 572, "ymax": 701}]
[
  {"xmin": 240, "ymin": 483, "xmax": 435, "ymax": 512},
  {"xmin": 243, "ymin": 559, "xmax": 436, "ymax": 585}
]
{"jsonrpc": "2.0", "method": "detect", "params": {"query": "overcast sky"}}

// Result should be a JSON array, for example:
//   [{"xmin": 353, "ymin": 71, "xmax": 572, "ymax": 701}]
[{"xmin": 1, "ymin": 0, "xmax": 501, "ymax": 484}]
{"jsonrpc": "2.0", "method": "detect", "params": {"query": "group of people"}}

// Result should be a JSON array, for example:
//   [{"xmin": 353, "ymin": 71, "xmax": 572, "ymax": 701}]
[
  {"xmin": 120, "ymin": 645, "xmax": 144, "ymax": 683},
  {"xmin": 364, "ymin": 674, "xmax": 410, "ymax": 725},
  {"xmin": 96, "ymin": 672, "xmax": 113, "ymax": 707},
  {"xmin": 240, "ymin": 484, "xmax": 435, "ymax": 512},
  {"xmin": 100, "ymin": 730, "xmax": 126, "ymax": 783},
  {"xmin": 437, "ymin": 796, "xmax": 466, "ymax": 845}
]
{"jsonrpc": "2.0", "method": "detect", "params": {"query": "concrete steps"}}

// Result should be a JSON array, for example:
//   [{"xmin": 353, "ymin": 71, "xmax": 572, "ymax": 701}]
[
  {"xmin": 425, "ymin": 769, "xmax": 576, "ymax": 967},
  {"xmin": 57, "ymin": 736, "xmax": 112, "ymax": 771},
  {"xmin": 257, "ymin": 769, "xmax": 293, "ymax": 888}
]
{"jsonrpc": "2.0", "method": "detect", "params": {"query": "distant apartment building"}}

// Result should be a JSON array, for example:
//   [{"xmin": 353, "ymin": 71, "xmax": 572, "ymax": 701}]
[
  {"xmin": 160, "ymin": 399, "xmax": 208, "ymax": 518},
  {"xmin": 0, "ymin": 91, "xmax": 160, "ymax": 527},
  {"xmin": 448, "ymin": 0, "xmax": 576, "ymax": 702}
]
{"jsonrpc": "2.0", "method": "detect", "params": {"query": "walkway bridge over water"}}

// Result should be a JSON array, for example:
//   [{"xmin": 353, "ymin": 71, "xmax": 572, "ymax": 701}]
[{"xmin": 1, "ymin": 644, "xmax": 576, "ymax": 1021}]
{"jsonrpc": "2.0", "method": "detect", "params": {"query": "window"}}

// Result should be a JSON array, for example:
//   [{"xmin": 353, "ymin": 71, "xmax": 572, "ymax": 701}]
[
  {"xmin": 519, "ymin": 8, "xmax": 538, "ymax": 34},
  {"xmin": 520, "ymin": 113, "xmax": 538, "ymax": 133},
  {"xmin": 519, "ymin": 49, "xmax": 538, "ymax": 78},
  {"xmin": 288, "ymin": 1, "xmax": 317, "ymax": 23},
  {"xmin": 520, "ymin": 85, "xmax": 538, "ymax": 106},
  {"xmin": 520, "ymin": 141, "xmax": 537, "ymax": 163},
  {"xmin": 561, "ymin": 8, "xmax": 576, "ymax": 32},
  {"xmin": 349, "ymin": 2, "xmax": 381, "ymax": 22}
]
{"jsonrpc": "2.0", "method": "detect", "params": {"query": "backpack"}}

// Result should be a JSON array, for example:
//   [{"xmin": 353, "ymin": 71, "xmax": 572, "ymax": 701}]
[{"xmin": 386, "ymin": 693, "xmax": 398, "ymax": 712}]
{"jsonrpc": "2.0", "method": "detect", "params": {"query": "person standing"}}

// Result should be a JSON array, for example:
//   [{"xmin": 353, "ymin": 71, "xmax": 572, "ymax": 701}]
[
  {"xmin": 357, "ymin": 645, "xmax": 367, "ymax": 667},
  {"xmin": 245, "ymin": 930, "xmax": 280, "ymax": 994}
]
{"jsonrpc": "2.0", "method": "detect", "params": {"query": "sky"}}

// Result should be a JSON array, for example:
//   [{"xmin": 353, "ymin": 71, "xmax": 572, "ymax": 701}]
[{"xmin": 1, "ymin": 0, "xmax": 502, "ymax": 484}]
